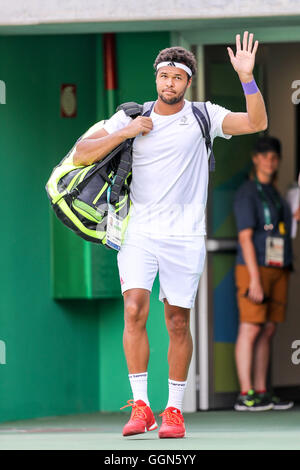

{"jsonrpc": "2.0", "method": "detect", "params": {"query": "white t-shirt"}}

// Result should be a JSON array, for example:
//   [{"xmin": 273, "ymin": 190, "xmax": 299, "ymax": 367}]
[{"xmin": 103, "ymin": 99, "xmax": 232, "ymax": 237}]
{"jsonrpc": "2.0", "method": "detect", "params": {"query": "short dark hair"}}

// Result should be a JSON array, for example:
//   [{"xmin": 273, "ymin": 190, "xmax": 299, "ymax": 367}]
[
  {"xmin": 153, "ymin": 46, "xmax": 197, "ymax": 77},
  {"xmin": 252, "ymin": 136, "xmax": 282, "ymax": 159},
  {"xmin": 250, "ymin": 136, "xmax": 282, "ymax": 183}
]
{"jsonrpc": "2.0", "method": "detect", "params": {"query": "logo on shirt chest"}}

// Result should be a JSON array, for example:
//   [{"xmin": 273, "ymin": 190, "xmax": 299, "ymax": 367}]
[{"xmin": 179, "ymin": 115, "xmax": 189, "ymax": 125}]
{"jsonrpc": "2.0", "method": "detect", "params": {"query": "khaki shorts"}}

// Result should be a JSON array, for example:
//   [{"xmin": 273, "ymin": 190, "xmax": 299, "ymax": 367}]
[{"xmin": 235, "ymin": 264, "xmax": 290, "ymax": 324}]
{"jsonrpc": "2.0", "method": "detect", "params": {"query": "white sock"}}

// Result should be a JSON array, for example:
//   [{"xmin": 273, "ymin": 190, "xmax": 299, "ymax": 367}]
[
  {"xmin": 128, "ymin": 372, "xmax": 149, "ymax": 406},
  {"xmin": 166, "ymin": 379, "xmax": 187, "ymax": 412}
]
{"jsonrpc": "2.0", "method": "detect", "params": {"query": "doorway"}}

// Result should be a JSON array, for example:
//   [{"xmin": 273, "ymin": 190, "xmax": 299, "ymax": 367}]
[{"xmin": 192, "ymin": 41, "xmax": 300, "ymax": 410}]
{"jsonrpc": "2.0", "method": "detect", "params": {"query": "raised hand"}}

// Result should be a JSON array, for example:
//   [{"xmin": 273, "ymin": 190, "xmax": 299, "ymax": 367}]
[{"xmin": 227, "ymin": 31, "xmax": 258, "ymax": 82}]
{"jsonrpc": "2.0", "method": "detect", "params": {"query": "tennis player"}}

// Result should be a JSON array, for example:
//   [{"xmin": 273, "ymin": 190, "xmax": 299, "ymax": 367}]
[{"xmin": 73, "ymin": 31, "xmax": 267, "ymax": 438}]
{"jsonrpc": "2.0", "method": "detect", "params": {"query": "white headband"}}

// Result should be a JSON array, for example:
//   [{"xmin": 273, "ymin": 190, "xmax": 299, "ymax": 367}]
[{"xmin": 156, "ymin": 61, "xmax": 192, "ymax": 77}]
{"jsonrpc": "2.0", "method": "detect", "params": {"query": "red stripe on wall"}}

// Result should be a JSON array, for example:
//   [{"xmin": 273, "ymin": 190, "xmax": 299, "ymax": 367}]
[{"xmin": 103, "ymin": 33, "xmax": 117, "ymax": 90}]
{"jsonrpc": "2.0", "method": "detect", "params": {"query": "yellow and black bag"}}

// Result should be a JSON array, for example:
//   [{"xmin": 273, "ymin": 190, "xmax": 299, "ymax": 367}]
[{"xmin": 45, "ymin": 102, "xmax": 144, "ymax": 248}]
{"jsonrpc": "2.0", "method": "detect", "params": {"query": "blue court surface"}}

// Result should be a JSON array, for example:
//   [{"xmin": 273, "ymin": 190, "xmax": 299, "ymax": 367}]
[{"xmin": 0, "ymin": 407, "xmax": 299, "ymax": 450}]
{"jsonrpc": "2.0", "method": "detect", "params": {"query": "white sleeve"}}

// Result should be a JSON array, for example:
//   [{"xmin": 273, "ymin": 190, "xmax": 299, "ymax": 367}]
[
  {"xmin": 205, "ymin": 101, "xmax": 232, "ymax": 141},
  {"xmin": 103, "ymin": 109, "xmax": 132, "ymax": 134}
]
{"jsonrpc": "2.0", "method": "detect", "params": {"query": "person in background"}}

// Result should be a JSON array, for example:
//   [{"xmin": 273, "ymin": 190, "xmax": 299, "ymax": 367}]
[{"xmin": 233, "ymin": 136, "xmax": 300, "ymax": 411}]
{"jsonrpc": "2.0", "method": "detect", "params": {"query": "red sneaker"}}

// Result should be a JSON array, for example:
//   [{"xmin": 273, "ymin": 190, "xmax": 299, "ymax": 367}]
[
  {"xmin": 158, "ymin": 406, "xmax": 186, "ymax": 438},
  {"xmin": 120, "ymin": 399, "xmax": 158, "ymax": 437}
]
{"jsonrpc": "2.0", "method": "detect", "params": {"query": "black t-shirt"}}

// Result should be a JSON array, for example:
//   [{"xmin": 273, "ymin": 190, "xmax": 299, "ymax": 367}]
[{"xmin": 233, "ymin": 179, "xmax": 293, "ymax": 268}]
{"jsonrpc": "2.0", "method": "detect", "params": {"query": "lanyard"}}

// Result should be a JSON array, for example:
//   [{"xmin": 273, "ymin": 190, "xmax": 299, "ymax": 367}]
[{"xmin": 255, "ymin": 177, "xmax": 284, "ymax": 232}]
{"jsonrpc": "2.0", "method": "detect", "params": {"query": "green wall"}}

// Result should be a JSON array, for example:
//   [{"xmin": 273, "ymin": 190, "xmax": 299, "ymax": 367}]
[
  {"xmin": 0, "ymin": 30, "xmax": 170, "ymax": 422},
  {"xmin": 0, "ymin": 34, "xmax": 100, "ymax": 422}
]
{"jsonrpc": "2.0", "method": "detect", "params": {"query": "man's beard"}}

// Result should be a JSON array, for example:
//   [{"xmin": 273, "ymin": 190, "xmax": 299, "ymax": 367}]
[{"xmin": 159, "ymin": 88, "xmax": 186, "ymax": 105}]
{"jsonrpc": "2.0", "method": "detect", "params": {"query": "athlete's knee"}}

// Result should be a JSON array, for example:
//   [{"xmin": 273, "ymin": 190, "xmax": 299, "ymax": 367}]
[
  {"xmin": 166, "ymin": 311, "xmax": 190, "ymax": 338},
  {"xmin": 124, "ymin": 299, "xmax": 148, "ymax": 332}
]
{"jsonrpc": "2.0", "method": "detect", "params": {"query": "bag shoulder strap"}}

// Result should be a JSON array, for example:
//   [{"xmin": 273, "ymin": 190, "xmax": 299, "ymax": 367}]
[
  {"xmin": 142, "ymin": 101, "xmax": 155, "ymax": 117},
  {"xmin": 117, "ymin": 100, "xmax": 155, "ymax": 117},
  {"xmin": 110, "ymin": 101, "xmax": 155, "ymax": 204},
  {"xmin": 109, "ymin": 101, "xmax": 147, "ymax": 205},
  {"xmin": 192, "ymin": 101, "xmax": 215, "ymax": 172},
  {"xmin": 116, "ymin": 102, "xmax": 143, "ymax": 118}
]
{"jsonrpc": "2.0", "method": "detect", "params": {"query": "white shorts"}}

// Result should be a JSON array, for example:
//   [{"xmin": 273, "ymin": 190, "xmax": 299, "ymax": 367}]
[{"xmin": 117, "ymin": 231, "xmax": 206, "ymax": 309}]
